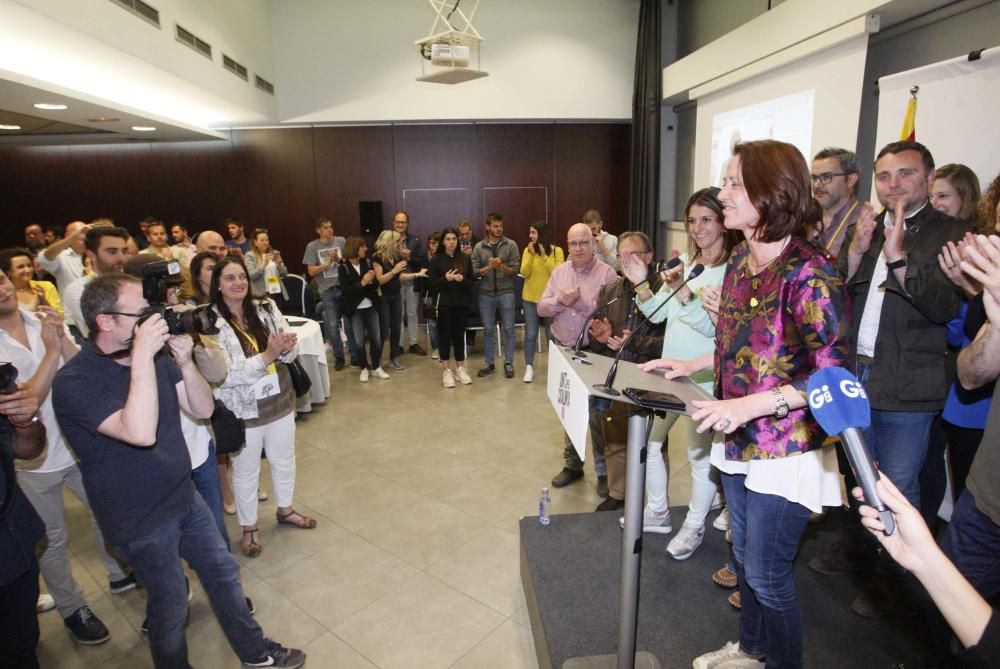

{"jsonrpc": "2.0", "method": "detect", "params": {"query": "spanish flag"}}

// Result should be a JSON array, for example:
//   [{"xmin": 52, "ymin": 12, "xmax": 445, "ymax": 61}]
[{"xmin": 899, "ymin": 90, "xmax": 917, "ymax": 141}]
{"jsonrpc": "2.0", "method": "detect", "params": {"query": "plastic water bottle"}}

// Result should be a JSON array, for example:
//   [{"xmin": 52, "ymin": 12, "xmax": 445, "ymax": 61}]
[{"xmin": 539, "ymin": 487, "xmax": 551, "ymax": 525}]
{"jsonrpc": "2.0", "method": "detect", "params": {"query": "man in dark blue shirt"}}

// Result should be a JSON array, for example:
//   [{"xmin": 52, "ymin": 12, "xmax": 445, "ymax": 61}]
[
  {"xmin": 0, "ymin": 381, "xmax": 47, "ymax": 669},
  {"xmin": 53, "ymin": 273, "xmax": 305, "ymax": 669}
]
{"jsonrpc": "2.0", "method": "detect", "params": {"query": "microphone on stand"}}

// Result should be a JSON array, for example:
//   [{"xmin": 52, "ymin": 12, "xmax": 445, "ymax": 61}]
[
  {"xmin": 593, "ymin": 263, "xmax": 705, "ymax": 396},
  {"xmin": 807, "ymin": 367, "xmax": 895, "ymax": 536},
  {"xmin": 570, "ymin": 257, "xmax": 681, "ymax": 357}
]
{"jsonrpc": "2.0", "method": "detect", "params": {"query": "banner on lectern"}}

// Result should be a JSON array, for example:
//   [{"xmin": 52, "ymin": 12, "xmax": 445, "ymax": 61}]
[{"xmin": 547, "ymin": 347, "xmax": 590, "ymax": 460}]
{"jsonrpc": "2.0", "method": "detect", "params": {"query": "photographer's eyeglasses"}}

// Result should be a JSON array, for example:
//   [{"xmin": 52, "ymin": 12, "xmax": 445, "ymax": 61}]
[
  {"xmin": 809, "ymin": 172, "xmax": 848, "ymax": 185},
  {"xmin": 102, "ymin": 311, "xmax": 145, "ymax": 319}
]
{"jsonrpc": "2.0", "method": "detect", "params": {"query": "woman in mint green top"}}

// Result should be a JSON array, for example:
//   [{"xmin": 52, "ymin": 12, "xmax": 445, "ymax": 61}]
[
  {"xmin": 520, "ymin": 221, "xmax": 564, "ymax": 381},
  {"xmin": 621, "ymin": 188, "xmax": 738, "ymax": 559}
]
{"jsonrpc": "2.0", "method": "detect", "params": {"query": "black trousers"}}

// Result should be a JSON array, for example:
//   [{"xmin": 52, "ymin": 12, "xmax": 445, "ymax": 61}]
[
  {"xmin": 437, "ymin": 305, "xmax": 468, "ymax": 362},
  {"xmin": 0, "ymin": 560, "xmax": 40, "ymax": 669},
  {"xmin": 943, "ymin": 420, "xmax": 984, "ymax": 501}
]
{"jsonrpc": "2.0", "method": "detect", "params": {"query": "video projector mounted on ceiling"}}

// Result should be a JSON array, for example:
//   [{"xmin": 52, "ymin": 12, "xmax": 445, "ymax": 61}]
[{"xmin": 416, "ymin": 0, "xmax": 488, "ymax": 85}]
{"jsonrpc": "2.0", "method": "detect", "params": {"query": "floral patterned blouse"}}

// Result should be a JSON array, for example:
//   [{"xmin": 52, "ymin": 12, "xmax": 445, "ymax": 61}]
[{"xmin": 715, "ymin": 237, "xmax": 850, "ymax": 461}]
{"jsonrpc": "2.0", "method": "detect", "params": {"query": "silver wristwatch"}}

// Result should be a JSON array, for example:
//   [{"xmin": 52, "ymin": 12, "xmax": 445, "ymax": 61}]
[{"xmin": 772, "ymin": 388, "xmax": 789, "ymax": 419}]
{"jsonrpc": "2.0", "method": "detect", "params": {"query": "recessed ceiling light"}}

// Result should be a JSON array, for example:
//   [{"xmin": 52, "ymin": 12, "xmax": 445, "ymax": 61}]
[
  {"xmin": 0, "ymin": 124, "xmax": 22, "ymax": 130},
  {"xmin": 88, "ymin": 117, "xmax": 121, "ymax": 123},
  {"xmin": 34, "ymin": 103, "xmax": 68, "ymax": 110},
  {"xmin": 131, "ymin": 126, "xmax": 157, "ymax": 132}
]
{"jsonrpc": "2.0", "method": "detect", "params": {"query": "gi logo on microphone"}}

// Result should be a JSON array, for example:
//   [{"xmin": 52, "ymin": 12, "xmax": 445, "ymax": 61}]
[{"xmin": 808, "ymin": 379, "xmax": 867, "ymax": 409}]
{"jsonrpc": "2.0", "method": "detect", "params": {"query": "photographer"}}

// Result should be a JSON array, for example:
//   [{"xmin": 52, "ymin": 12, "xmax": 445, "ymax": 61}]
[
  {"xmin": 0, "ymin": 369, "xmax": 46, "ymax": 668},
  {"xmin": 52, "ymin": 273, "xmax": 304, "ymax": 669}
]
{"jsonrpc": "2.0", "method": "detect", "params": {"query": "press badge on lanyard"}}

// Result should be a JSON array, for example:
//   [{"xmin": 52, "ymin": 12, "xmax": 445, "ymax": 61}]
[{"xmin": 233, "ymin": 321, "xmax": 281, "ymax": 400}]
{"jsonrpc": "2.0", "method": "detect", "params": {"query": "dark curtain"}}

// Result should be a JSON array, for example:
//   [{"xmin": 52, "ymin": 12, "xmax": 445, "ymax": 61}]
[{"xmin": 628, "ymin": 0, "xmax": 662, "ymax": 249}]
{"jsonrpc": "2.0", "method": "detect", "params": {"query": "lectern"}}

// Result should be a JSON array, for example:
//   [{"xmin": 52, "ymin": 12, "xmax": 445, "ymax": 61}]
[{"xmin": 546, "ymin": 345, "xmax": 714, "ymax": 669}]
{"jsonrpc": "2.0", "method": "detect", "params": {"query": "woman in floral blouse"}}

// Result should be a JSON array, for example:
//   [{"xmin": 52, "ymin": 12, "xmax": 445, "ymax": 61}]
[{"xmin": 642, "ymin": 139, "xmax": 850, "ymax": 669}]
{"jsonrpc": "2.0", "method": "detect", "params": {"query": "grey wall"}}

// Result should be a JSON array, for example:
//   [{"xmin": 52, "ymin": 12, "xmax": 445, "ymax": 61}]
[
  {"xmin": 856, "ymin": 0, "xmax": 1000, "ymax": 196},
  {"xmin": 663, "ymin": 0, "xmax": 1000, "ymax": 216}
]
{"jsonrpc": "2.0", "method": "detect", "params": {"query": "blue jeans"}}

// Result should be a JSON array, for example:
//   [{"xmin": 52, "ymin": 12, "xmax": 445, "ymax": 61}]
[
  {"xmin": 856, "ymin": 361, "xmax": 936, "ymax": 508},
  {"xmin": 351, "ymin": 307, "xmax": 381, "ymax": 370},
  {"xmin": 190, "ymin": 441, "xmax": 229, "ymax": 550},
  {"xmin": 116, "ymin": 493, "xmax": 267, "ymax": 668},
  {"xmin": 723, "ymin": 472, "xmax": 811, "ymax": 669},
  {"xmin": 479, "ymin": 291, "xmax": 515, "ymax": 366},
  {"xmin": 523, "ymin": 300, "xmax": 540, "ymax": 366},
  {"xmin": 319, "ymin": 287, "xmax": 358, "ymax": 363},
  {"xmin": 941, "ymin": 489, "xmax": 1000, "ymax": 601},
  {"xmin": 427, "ymin": 319, "xmax": 439, "ymax": 351}
]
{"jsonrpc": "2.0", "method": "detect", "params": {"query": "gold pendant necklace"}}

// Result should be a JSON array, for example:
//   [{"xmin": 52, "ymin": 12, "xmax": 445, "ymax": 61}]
[{"xmin": 747, "ymin": 238, "xmax": 790, "ymax": 308}]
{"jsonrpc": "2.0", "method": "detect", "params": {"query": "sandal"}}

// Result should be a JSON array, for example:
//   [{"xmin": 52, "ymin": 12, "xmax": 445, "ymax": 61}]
[
  {"xmin": 276, "ymin": 509, "xmax": 317, "ymax": 529},
  {"xmin": 241, "ymin": 528, "xmax": 262, "ymax": 558}
]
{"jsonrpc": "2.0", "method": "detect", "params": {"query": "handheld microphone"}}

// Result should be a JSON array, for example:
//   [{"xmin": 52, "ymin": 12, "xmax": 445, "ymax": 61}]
[
  {"xmin": 807, "ymin": 367, "xmax": 895, "ymax": 536},
  {"xmin": 594, "ymin": 263, "xmax": 705, "ymax": 396}
]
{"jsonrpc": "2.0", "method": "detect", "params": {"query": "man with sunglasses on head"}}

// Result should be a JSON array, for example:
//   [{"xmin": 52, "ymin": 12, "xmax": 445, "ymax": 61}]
[
  {"xmin": 52, "ymin": 273, "xmax": 305, "ymax": 669},
  {"xmin": 811, "ymin": 147, "xmax": 864, "ymax": 258}
]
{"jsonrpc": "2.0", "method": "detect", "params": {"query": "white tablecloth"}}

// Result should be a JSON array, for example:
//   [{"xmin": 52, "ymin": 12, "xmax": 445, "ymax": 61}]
[{"xmin": 284, "ymin": 317, "xmax": 331, "ymax": 412}]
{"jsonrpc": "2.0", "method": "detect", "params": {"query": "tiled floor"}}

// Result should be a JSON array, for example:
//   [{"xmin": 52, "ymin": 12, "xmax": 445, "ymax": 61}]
[{"xmin": 40, "ymin": 335, "xmax": 697, "ymax": 668}]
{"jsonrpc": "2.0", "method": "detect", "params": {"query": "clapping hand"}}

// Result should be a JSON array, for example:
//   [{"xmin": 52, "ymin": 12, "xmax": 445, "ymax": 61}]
[
  {"xmin": 588, "ymin": 317, "xmax": 612, "ymax": 343},
  {"xmin": 959, "ymin": 234, "xmax": 1000, "ymax": 323},
  {"xmin": 849, "ymin": 202, "xmax": 879, "ymax": 257},
  {"xmin": 557, "ymin": 286, "xmax": 580, "ymax": 307}
]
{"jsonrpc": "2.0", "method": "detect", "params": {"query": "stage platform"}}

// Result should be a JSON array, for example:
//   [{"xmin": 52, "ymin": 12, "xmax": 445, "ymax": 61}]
[{"xmin": 520, "ymin": 506, "xmax": 940, "ymax": 669}]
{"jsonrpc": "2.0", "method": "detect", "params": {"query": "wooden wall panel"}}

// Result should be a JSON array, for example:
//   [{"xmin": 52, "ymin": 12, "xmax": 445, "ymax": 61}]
[
  {"xmin": 0, "ymin": 123, "xmax": 630, "ymax": 277},
  {"xmin": 312, "ymin": 126, "xmax": 396, "ymax": 242},
  {"xmin": 554, "ymin": 124, "xmax": 631, "ymax": 245},
  {"xmin": 476, "ymin": 124, "xmax": 554, "ymax": 246}
]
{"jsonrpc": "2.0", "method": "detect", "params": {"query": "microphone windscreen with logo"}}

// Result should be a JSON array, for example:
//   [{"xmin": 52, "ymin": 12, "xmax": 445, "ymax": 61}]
[{"xmin": 807, "ymin": 366, "xmax": 871, "ymax": 436}]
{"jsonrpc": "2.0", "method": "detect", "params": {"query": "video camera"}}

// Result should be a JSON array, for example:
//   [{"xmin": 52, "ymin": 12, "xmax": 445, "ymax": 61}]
[{"xmin": 136, "ymin": 260, "xmax": 219, "ymax": 337}]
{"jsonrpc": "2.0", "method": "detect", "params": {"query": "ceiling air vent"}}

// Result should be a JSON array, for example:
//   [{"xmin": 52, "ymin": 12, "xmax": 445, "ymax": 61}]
[
  {"xmin": 175, "ymin": 24, "xmax": 212, "ymax": 59},
  {"xmin": 222, "ymin": 54, "xmax": 249, "ymax": 81},
  {"xmin": 254, "ymin": 75, "xmax": 275, "ymax": 95},
  {"xmin": 109, "ymin": 0, "xmax": 160, "ymax": 28}
]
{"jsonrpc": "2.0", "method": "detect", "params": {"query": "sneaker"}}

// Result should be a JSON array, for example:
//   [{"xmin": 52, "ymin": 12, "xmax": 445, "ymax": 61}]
[
  {"xmin": 373, "ymin": 367, "xmax": 390, "ymax": 380},
  {"xmin": 596, "ymin": 475, "xmax": 609, "ymax": 498},
  {"xmin": 388, "ymin": 357, "xmax": 404, "ymax": 370},
  {"xmin": 712, "ymin": 507, "xmax": 729, "ymax": 531},
  {"xmin": 431, "ymin": 349, "xmax": 439, "ymax": 360},
  {"xmin": 504, "ymin": 362, "xmax": 514, "ymax": 378},
  {"xmin": 477, "ymin": 364, "xmax": 496, "ymax": 377},
  {"xmin": 808, "ymin": 540, "xmax": 875, "ymax": 576},
  {"xmin": 443, "ymin": 369, "xmax": 456, "ymax": 388},
  {"xmin": 258, "ymin": 488, "xmax": 269, "ymax": 502},
  {"xmin": 550, "ymin": 467, "xmax": 583, "ymax": 488},
  {"xmin": 359, "ymin": 368, "xmax": 369, "ymax": 382},
  {"xmin": 64, "ymin": 606, "xmax": 111, "ymax": 645},
  {"xmin": 710, "ymin": 491, "xmax": 724, "ymax": 510},
  {"xmin": 246, "ymin": 597, "xmax": 256, "ymax": 616},
  {"xmin": 692, "ymin": 641, "xmax": 761, "ymax": 669},
  {"xmin": 618, "ymin": 508, "xmax": 672, "ymax": 534},
  {"xmin": 334, "ymin": 358, "xmax": 345, "ymax": 371},
  {"xmin": 455, "ymin": 367, "xmax": 472, "ymax": 385},
  {"xmin": 523, "ymin": 364, "xmax": 534, "ymax": 383},
  {"xmin": 595, "ymin": 496, "xmax": 624, "ymax": 512},
  {"xmin": 109, "ymin": 572, "xmax": 138, "ymax": 594},
  {"xmin": 667, "ymin": 525, "xmax": 705, "ymax": 560},
  {"xmin": 243, "ymin": 640, "xmax": 306, "ymax": 668},
  {"xmin": 712, "ymin": 565, "xmax": 738, "ymax": 588},
  {"xmin": 409, "ymin": 343, "xmax": 427, "ymax": 356},
  {"xmin": 37, "ymin": 594, "xmax": 56, "ymax": 614},
  {"xmin": 350, "ymin": 360, "xmax": 363, "ymax": 369}
]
